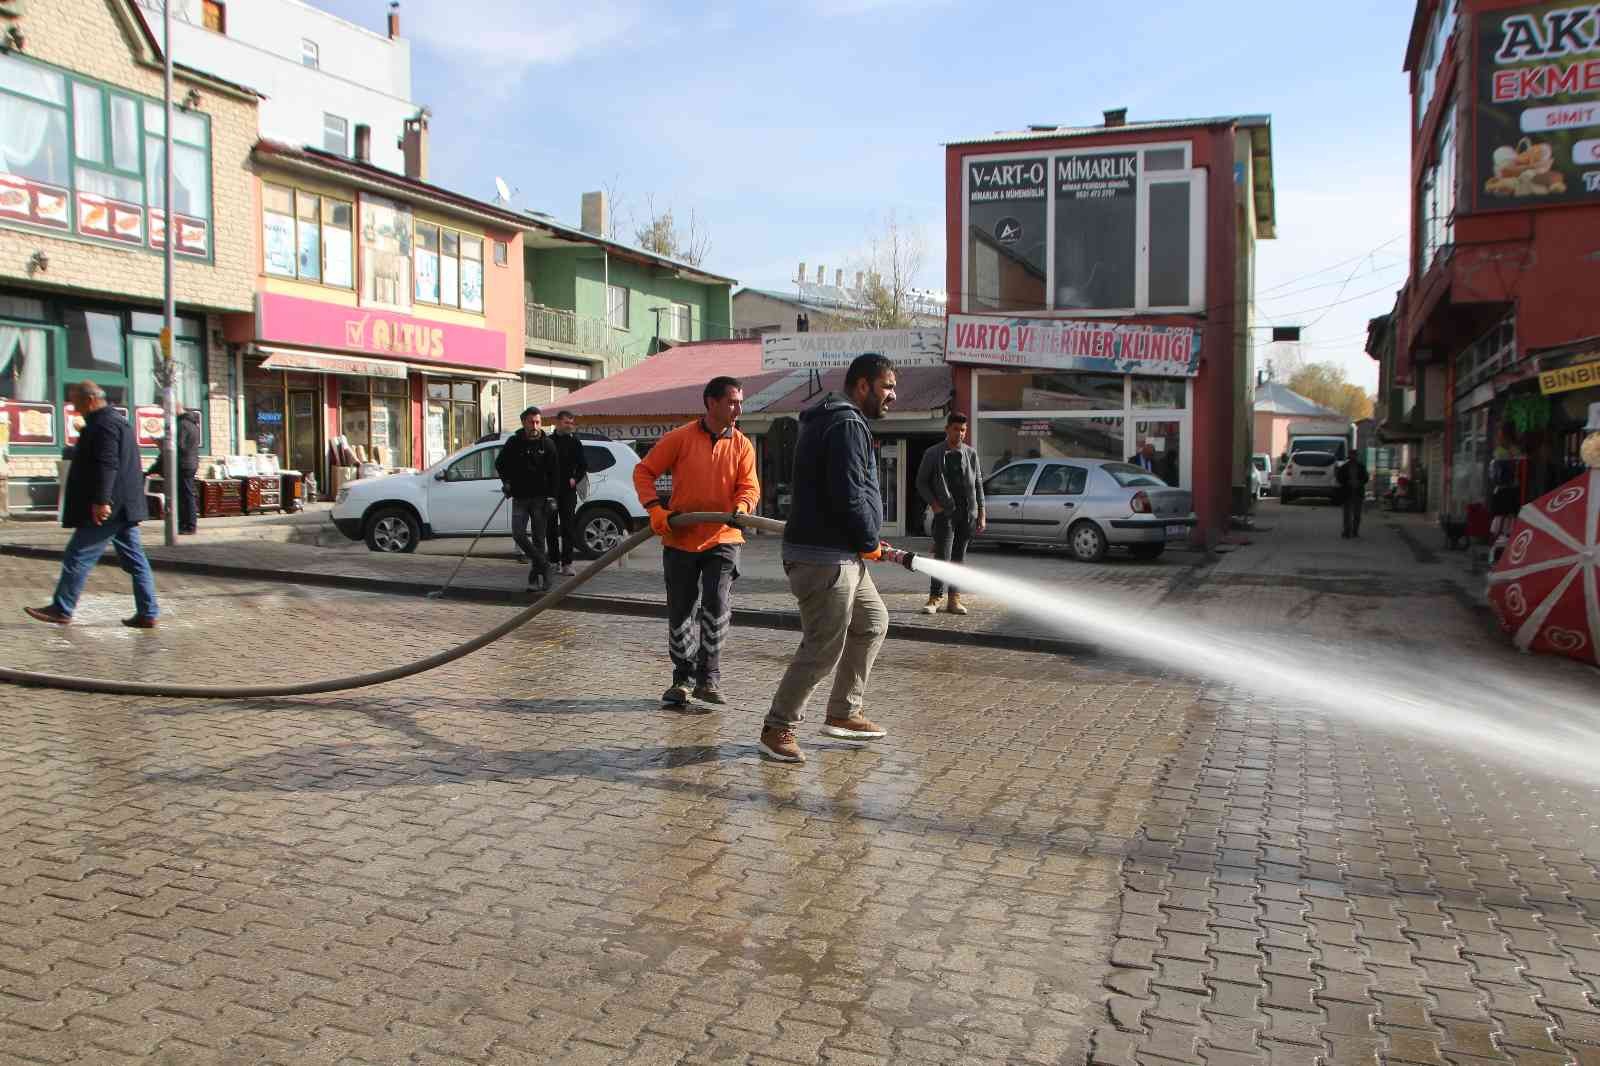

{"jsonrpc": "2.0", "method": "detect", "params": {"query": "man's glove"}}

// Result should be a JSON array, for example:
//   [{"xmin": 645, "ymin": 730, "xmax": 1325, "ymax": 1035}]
[
  {"xmin": 860, "ymin": 541, "xmax": 888, "ymax": 561},
  {"xmin": 649, "ymin": 507, "xmax": 673, "ymax": 537}
]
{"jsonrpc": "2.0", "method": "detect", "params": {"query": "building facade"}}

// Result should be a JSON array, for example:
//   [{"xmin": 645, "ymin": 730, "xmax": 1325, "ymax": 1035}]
[
  {"xmin": 0, "ymin": 0, "xmax": 259, "ymax": 513},
  {"xmin": 1389, "ymin": 0, "xmax": 1600, "ymax": 523},
  {"xmin": 732, "ymin": 266, "xmax": 946, "ymax": 338},
  {"xmin": 222, "ymin": 141, "xmax": 526, "ymax": 486},
  {"xmin": 942, "ymin": 110, "xmax": 1277, "ymax": 542},
  {"xmin": 133, "ymin": 0, "xmax": 417, "ymax": 174}
]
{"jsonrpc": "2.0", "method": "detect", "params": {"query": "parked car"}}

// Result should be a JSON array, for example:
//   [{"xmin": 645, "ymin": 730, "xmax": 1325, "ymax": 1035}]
[
  {"xmin": 331, "ymin": 436, "xmax": 649, "ymax": 555},
  {"xmin": 1251, "ymin": 453, "xmax": 1273, "ymax": 498},
  {"xmin": 973, "ymin": 458, "xmax": 1196, "ymax": 562},
  {"xmin": 1278, "ymin": 450, "xmax": 1340, "ymax": 504}
]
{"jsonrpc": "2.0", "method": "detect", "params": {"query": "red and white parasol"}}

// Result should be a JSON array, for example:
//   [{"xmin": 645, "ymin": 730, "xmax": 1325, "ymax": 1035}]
[{"xmin": 1486, "ymin": 467, "xmax": 1600, "ymax": 666}]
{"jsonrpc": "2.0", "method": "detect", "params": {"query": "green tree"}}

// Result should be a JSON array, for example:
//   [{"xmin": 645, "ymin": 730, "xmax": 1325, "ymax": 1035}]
[{"xmin": 1288, "ymin": 362, "xmax": 1374, "ymax": 420}]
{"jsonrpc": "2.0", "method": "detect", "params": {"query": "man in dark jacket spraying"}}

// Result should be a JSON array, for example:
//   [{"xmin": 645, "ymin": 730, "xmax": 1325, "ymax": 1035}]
[
  {"xmin": 147, "ymin": 403, "xmax": 201, "ymax": 534},
  {"xmin": 495, "ymin": 406, "xmax": 562, "ymax": 592},
  {"xmin": 25, "ymin": 381, "xmax": 160, "ymax": 627},
  {"xmin": 761, "ymin": 353, "xmax": 897, "ymax": 764},
  {"xmin": 915, "ymin": 412, "xmax": 985, "ymax": 615}
]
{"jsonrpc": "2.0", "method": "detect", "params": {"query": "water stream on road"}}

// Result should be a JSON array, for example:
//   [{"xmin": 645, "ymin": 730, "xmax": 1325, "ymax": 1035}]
[{"xmin": 912, "ymin": 556, "xmax": 1600, "ymax": 786}]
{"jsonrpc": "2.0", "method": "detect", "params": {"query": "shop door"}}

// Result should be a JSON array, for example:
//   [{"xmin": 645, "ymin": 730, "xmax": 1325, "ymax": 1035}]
[
  {"xmin": 877, "ymin": 439, "xmax": 903, "ymax": 538},
  {"xmin": 288, "ymin": 390, "xmax": 320, "ymax": 477}
]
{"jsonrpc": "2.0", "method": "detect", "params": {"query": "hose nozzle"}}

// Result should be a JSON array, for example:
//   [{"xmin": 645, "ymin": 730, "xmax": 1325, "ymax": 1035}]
[{"xmin": 877, "ymin": 545, "xmax": 917, "ymax": 571}]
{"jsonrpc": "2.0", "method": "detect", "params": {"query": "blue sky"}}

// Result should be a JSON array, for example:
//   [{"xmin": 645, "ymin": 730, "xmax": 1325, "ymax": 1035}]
[{"xmin": 316, "ymin": 0, "xmax": 1417, "ymax": 390}]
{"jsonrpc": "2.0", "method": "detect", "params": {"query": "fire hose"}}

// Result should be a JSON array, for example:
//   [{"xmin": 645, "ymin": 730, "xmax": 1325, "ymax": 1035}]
[{"xmin": 0, "ymin": 511, "xmax": 916, "ymax": 698}]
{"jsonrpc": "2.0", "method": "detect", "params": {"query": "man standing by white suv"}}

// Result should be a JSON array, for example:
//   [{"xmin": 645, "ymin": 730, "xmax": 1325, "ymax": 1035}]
[{"xmin": 496, "ymin": 406, "xmax": 563, "ymax": 593}]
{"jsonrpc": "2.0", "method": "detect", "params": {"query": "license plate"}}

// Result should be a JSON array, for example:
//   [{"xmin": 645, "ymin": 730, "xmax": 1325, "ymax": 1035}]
[{"xmin": 1165, "ymin": 524, "xmax": 1187, "ymax": 539}]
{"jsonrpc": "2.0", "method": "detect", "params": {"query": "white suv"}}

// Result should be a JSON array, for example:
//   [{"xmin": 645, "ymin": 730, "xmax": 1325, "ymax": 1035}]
[{"xmin": 331, "ymin": 435, "xmax": 649, "ymax": 556}]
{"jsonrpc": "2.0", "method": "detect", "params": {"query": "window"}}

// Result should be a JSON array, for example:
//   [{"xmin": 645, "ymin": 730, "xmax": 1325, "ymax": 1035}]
[
  {"xmin": 664, "ymin": 302, "xmax": 693, "ymax": 341},
  {"xmin": 966, "ymin": 154, "xmax": 1049, "ymax": 312},
  {"xmin": 1419, "ymin": 101, "xmax": 1456, "ymax": 273},
  {"xmin": 0, "ymin": 325, "xmax": 52, "ymax": 404},
  {"xmin": 607, "ymin": 284, "xmax": 629, "ymax": 329},
  {"xmin": 131, "ymin": 333, "xmax": 201, "ymax": 411},
  {"xmin": 301, "ymin": 39, "xmax": 319, "ymax": 69},
  {"xmin": 0, "ymin": 57, "xmax": 70, "ymax": 202},
  {"xmin": 339, "ymin": 376, "xmax": 409, "ymax": 464},
  {"xmin": 414, "ymin": 223, "xmax": 440, "ymax": 303},
  {"xmin": 65, "ymin": 310, "xmax": 124, "ymax": 372},
  {"xmin": 985, "ymin": 463, "xmax": 1037, "ymax": 496},
  {"xmin": 493, "ymin": 240, "xmax": 509, "ymax": 267},
  {"xmin": 322, "ymin": 113, "xmax": 347, "ymax": 155},
  {"xmin": 413, "ymin": 224, "xmax": 484, "ymax": 312},
  {"xmin": 582, "ymin": 444, "xmax": 616, "ymax": 472},
  {"xmin": 440, "ymin": 231, "xmax": 459, "ymax": 307},
  {"xmin": 360, "ymin": 193, "xmax": 412, "ymax": 310},
  {"xmin": 444, "ymin": 447, "xmax": 498, "ymax": 482},
  {"xmin": 262, "ymin": 182, "xmax": 352, "ymax": 287},
  {"xmin": 202, "ymin": 0, "xmax": 225, "ymax": 32},
  {"xmin": 1034, "ymin": 464, "xmax": 1087, "ymax": 495},
  {"xmin": 1415, "ymin": 0, "xmax": 1457, "ymax": 128},
  {"xmin": 460, "ymin": 236, "xmax": 483, "ymax": 312}
]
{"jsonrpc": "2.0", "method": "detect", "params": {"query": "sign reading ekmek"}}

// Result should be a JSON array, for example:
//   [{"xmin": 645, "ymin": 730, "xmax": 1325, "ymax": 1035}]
[{"xmin": 256, "ymin": 292, "xmax": 509, "ymax": 371}]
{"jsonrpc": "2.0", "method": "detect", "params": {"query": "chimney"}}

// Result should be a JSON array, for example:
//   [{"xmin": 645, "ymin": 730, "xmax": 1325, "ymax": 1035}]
[
  {"xmin": 854, "ymin": 271, "xmax": 863, "ymax": 290},
  {"xmin": 797, "ymin": 261, "xmax": 806, "ymax": 283},
  {"xmin": 834, "ymin": 269, "xmax": 843, "ymax": 288},
  {"xmin": 387, "ymin": 1, "xmax": 400, "ymax": 38},
  {"xmin": 401, "ymin": 110, "xmax": 429, "ymax": 181},
  {"xmin": 353, "ymin": 123, "xmax": 372, "ymax": 163},
  {"xmin": 581, "ymin": 190, "xmax": 608, "ymax": 237},
  {"xmin": 1103, "ymin": 107, "xmax": 1127, "ymax": 127},
  {"xmin": 815, "ymin": 264, "xmax": 824, "ymax": 285}
]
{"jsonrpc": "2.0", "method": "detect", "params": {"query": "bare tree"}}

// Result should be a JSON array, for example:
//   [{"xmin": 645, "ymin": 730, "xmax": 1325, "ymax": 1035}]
[
  {"xmin": 852, "ymin": 211, "xmax": 928, "ymax": 329},
  {"xmin": 599, "ymin": 174, "xmax": 625, "ymax": 242},
  {"xmin": 631, "ymin": 194, "xmax": 712, "ymax": 267}
]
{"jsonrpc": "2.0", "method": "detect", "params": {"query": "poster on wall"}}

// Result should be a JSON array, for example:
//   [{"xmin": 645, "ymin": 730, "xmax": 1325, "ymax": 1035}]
[
  {"xmin": 0, "ymin": 174, "xmax": 69, "ymax": 230},
  {"xmin": 149, "ymin": 211, "xmax": 210, "ymax": 258},
  {"xmin": 761, "ymin": 329, "xmax": 945, "ymax": 370},
  {"xmin": 360, "ymin": 193, "xmax": 414, "ymax": 311},
  {"xmin": 966, "ymin": 156, "xmax": 1049, "ymax": 313},
  {"xmin": 425, "ymin": 403, "xmax": 447, "ymax": 467},
  {"xmin": 63, "ymin": 404, "xmax": 130, "ymax": 446},
  {"xmin": 263, "ymin": 210, "xmax": 295, "ymax": 275},
  {"xmin": 1055, "ymin": 152, "xmax": 1138, "ymax": 309},
  {"xmin": 134, "ymin": 405, "xmax": 166, "ymax": 447},
  {"xmin": 0, "ymin": 400, "xmax": 55, "ymax": 445},
  {"xmin": 945, "ymin": 313, "xmax": 1201, "ymax": 378},
  {"xmin": 1477, "ymin": 3, "xmax": 1600, "ymax": 208}
]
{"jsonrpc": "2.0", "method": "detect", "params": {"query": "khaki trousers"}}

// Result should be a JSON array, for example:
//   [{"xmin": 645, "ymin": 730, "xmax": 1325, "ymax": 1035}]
[{"xmin": 766, "ymin": 560, "xmax": 889, "ymax": 729}]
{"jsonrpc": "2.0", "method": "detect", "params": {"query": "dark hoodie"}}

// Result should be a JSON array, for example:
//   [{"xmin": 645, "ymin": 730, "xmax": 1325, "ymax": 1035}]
[
  {"xmin": 145, "ymin": 409, "xmax": 202, "ymax": 477},
  {"xmin": 782, "ymin": 393, "xmax": 882, "ymax": 564}
]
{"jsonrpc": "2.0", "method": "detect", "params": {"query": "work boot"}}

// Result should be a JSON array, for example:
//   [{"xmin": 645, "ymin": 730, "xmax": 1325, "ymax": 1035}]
[
  {"xmin": 822, "ymin": 715, "xmax": 887, "ymax": 740},
  {"xmin": 921, "ymin": 595, "xmax": 941, "ymax": 615},
  {"xmin": 661, "ymin": 680, "xmax": 691, "ymax": 707},
  {"xmin": 945, "ymin": 593, "xmax": 968, "ymax": 616},
  {"xmin": 759, "ymin": 726, "xmax": 806, "ymax": 763},
  {"xmin": 691, "ymin": 682, "xmax": 726, "ymax": 705}
]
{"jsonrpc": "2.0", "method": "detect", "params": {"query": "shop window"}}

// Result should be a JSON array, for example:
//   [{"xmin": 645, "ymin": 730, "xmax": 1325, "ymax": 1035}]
[
  {"xmin": 130, "ymin": 333, "xmax": 202, "ymax": 411},
  {"xmin": 262, "ymin": 183, "xmax": 353, "ymax": 288},
  {"xmin": 340, "ymin": 376, "xmax": 410, "ymax": 466},
  {"xmin": 0, "ymin": 56, "xmax": 70, "ymax": 194},
  {"xmin": 440, "ymin": 230, "xmax": 459, "ymax": 308},
  {"xmin": 979, "ymin": 371, "xmax": 1123, "ymax": 412},
  {"xmin": 323, "ymin": 113, "xmax": 347, "ymax": 156},
  {"xmin": 493, "ymin": 240, "xmax": 509, "ymax": 267},
  {"xmin": 0, "ymin": 324, "xmax": 51, "ymax": 404},
  {"xmin": 323, "ymin": 198, "xmax": 353, "ymax": 287},
  {"xmin": 295, "ymin": 190, "xmax": 321, "ymax": 281},
  {"xmin": 965, "ymin": 154, "xmax": 1048, "ymax": 313},
  {"xmin": 415, "ymin": 223, "xmax": 440, "ymax": 303},
  {"xmin": 143, "ymin": 101, "xmax": 211, "ymax": 230},
  {"xmin": 65, "ymin": 310, "xmax": 124, "ymax": 372},
  {"xmin": 360, "ymin": 193, "xmax": 413, "ymax": 310},
  {"xmin": 262, "ymin": 183, "xmax": 294, "ymax": 277},
  {"xmin": 607, "ymin": 284, "xmax": 629, "ymax": 330},
  {"xmin": 425, "ymin": 379, "xmax": 479, "ymax": 464},
  {"xmin": 1131, "ymin": 376, "xmax": 1186, "ymax": 409}
]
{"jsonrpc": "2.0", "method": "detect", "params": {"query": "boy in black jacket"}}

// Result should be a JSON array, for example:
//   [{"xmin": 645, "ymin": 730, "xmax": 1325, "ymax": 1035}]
[
  {"xmin": 545, "ymin": 410, "xmax": 589, "ymax": 576},
  {"xmin": 495, "ymin": 406, "xmax": 562, "ymax": 592}
]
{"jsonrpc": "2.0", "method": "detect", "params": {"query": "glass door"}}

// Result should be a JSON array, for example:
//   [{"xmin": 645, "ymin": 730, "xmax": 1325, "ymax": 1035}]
[
  {"xmin": 877, "ymin": 439, "xmax": 904, "ymax": 538},
  {"xmin": 288, "ymin": 389, "xmax": 320, "ymax": 478}
]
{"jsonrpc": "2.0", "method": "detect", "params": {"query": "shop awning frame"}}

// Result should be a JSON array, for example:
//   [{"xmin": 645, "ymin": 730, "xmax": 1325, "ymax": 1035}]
[{"xmin": 257, "ymin": 346, "xmax": 409, "ymax": 380}]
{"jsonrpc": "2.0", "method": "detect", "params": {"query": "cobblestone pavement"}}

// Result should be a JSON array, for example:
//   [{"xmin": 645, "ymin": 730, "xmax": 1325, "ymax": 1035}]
[{"xmin": 3, "ymin": 501, "xmax": 1598, "ymax": 1064}]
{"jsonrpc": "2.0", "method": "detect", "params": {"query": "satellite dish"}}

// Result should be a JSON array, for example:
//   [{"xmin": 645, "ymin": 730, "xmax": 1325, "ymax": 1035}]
[{"xmin": 494, "ymin": 176, "xmax": 513, "ymax": 204}]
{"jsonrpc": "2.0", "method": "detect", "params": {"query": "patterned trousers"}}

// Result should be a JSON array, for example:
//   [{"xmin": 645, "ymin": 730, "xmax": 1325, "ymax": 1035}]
[{"xmin": 662, "ymin": 544, "xmax": 740, "ymax": 686}]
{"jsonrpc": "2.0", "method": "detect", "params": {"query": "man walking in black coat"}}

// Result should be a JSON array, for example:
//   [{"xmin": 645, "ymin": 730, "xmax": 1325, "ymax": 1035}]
[
  {"xmin": 147, "ymin": 403, "xmax": 201, "ymax": 534},
  {"xmin": 25, "ymin": 381, "xmax": 160, "ymax": 627},
  {"xmin": 1337, "ymin": 454, "xmax": 1370, "ymax": 539},
  {"xmin": 545, "ymin": 410, "xmax": 589, "ymax": 576},
  {"xmin": 495, "ymin": 406, "xmax": 562, "ymax": 592}
]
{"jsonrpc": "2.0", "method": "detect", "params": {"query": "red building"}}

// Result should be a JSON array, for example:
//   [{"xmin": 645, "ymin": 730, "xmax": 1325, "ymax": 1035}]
[
  {"xmin": 942, "ymin": 110, "xmax": 1277, "ymax": 543},
  {"xmin": 1384, "ymin": 0, "xmax": 1600, "ymax": 521}
]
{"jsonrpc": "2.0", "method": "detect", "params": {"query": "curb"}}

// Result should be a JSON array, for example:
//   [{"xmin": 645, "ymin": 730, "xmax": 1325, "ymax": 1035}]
[{"xmin": 0, "ymin": 542, "xmax": 1100, "ymax": 659}]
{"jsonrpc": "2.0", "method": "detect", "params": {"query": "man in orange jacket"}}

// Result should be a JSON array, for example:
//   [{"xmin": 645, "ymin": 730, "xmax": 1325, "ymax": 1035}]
[{"xmin": 633, "ymin": 376, "xmax": 761, "ymax": 707}]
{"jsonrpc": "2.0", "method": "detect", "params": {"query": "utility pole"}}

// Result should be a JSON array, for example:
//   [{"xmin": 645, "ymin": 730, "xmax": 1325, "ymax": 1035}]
[{"xmin": 161, "ymin": 0, "xmax": 177, "ymax": 546}]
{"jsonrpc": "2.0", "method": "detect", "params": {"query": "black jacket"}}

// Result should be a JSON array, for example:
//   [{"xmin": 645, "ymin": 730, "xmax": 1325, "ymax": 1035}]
[
  {"xmin": 146, "ymin": 410, "xmax": 201, "ymax": 477},
  {"xmin": 550, "ymin": 430, "xmax": 589, "ymax": 495},
  {"xmin": 495, "ymin": 428, "xmax": 562, "ymax": 499},
  {"xmin": 782, "ymin": 393, "xmax": 882, "ymax": 559},
  {"xmin": 63, "ymin": 406, "xmax": 147, "ymax": 529}
]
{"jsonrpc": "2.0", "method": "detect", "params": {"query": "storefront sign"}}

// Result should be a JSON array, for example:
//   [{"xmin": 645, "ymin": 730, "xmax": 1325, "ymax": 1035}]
[
  {"xmin": 0, "ymin": 174, "xmax": 69, "ymax": 230},
  {"xmin": 1477, "ymin": 3, "xmax": 1600, "ymax": 209},
  {"xmin": 256, "ymin": 292, "xmax": 508, "ymax": 371},
  {"xmin": 945, "ymin": 314, "xmax": 1201, "ymax": 377},
  {"xmin": 0, "ymin": 400, "xmax": 54, "ymax": 445},
  {"xmin": 585, "ymin": 421, "xmax": 686, "ymax": 441},
  {"xmin": 761, "ymin": 329, "xmax": 945, "ymax": 370},
  {"xmin": 134, "ymin": 405, "xmax": 167, "ymax": 447},
  {"xmin": 1539, "ymin": 357, "xmax": 1600, "ymax": 394},
  {"xmin": 1017, "ymin": 420, "xmax": 1051, "ymax": 437}
]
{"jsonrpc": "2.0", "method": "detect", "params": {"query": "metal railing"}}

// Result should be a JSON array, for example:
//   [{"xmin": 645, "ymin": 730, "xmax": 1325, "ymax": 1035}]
[{"xmin": 525, "ymin": 303, "xmax": 621, "ymax": 359}]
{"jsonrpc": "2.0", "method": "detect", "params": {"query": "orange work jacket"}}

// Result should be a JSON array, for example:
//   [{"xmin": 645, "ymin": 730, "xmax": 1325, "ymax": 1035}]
[{"xmin": 632, "ymin": 419, "xmax": 761, "ymax": 552}]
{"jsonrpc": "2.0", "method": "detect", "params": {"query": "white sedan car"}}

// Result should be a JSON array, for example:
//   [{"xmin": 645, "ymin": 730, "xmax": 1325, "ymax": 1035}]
[
  {"xmin": 332, "ymin": 436, "xmax": 649, "ymax": 556},
  {"xmin": 975, "ymin": 458, "xmax": 1196, "ymax": 562}
]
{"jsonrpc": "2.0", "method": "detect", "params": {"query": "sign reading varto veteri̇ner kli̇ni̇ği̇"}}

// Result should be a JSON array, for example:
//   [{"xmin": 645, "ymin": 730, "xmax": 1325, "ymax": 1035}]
[
  {"xmin": 1477, "ymin": 2, "xmax": 1600, "ymax": 209},
  {"xmin": 944, "ymin": 314, "xmax": 1201, "ymax": 377}
]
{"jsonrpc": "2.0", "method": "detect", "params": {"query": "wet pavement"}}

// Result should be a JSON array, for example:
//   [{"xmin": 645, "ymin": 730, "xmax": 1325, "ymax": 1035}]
[{"xmin": 0, "ymin": 501, "xmax": 1597, "ymax": 1064}]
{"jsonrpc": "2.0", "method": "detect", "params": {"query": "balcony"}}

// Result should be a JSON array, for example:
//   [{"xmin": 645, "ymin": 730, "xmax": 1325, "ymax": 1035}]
[{"xmin": 525, "ymin": 304, "xmax": 621, "ymax": 361}]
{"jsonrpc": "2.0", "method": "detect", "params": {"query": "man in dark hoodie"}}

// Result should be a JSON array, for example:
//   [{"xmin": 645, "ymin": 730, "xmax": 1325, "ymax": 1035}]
[
  {"xmin": 495, "ymin": 406, "xmax": 562, "ymax": 592},
  {"xmin": 760, "ymin": 352, "xmax": 897, "ymax": 764},
  {"xmin": 147, "ymin": 403, "xmax": 201, "ymax": 534}
]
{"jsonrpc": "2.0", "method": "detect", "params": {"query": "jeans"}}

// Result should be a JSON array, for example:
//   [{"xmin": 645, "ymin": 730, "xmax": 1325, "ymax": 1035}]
[
  {"xmin": 766, "ymin": 560, "xmax": 888, "ymax": 729},
  {"xmin": 546, "ymin": 490, "xmax": 579, "ymax": 566},
  {"xmin": 511, "ymin": 497, "xmax": 553, "ymax": 582},
  {"xmin": 50, "ymin": 520, "xmax": 159, "ymax": 619},
  {"xmin": 662, "ymin": 544, "xmax": 740, "ymax": 686},
  {"xmin": 928, "ymin": 510, "xmax": 974, "ymax": 598}
]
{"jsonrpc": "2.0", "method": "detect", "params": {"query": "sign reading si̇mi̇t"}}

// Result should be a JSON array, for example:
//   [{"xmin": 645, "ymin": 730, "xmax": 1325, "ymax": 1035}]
[
  {"xmin": 945, "ymin": 314, "xmax": 1201, "ymax": 378},
  {"xmin": 256, "ymin": 292, "xmax": 509, "ymax": 371},
  {"xmin": 1477, "ymin": 3, "xmax": 1600, "ymax": 210},
  {"xmin": 761, "ymin": 329, "xmax": 945, "ymax": 371}
]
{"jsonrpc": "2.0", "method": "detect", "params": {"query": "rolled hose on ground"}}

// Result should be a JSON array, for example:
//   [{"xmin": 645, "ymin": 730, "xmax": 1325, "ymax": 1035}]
[{"xmin": 0, "ymin": 511, "xmax": 913, "ymax": 698}]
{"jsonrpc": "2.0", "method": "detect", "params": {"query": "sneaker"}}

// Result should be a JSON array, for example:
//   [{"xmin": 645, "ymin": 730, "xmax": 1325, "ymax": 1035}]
[
  {"xmin": 661, "ymin": 681, "xmax": 691, "ymax": 706},
  {"xmin": 759, "ymin": 727, "xmax": 806, "ymax": 763},
  {"xmin": 23, "ymin": 605, "xmax": 71, "ymax": 625},
  {"xmin": 559, "ymin": 564, "xmax": 577, "ymax": 577},
  {"xmin": 822, "ymin": 716, "xmax": 887, "ymax": 740},
  {"xmin": 691, "ymin": 683, "xmax": 726, "ymax": 705},
  {"xmin": 121, "ymin": 615, "xmax": 158, "ymax": 629},
  {"xmin": 921, "ymin": 596, "xmax": 941, "ymax": 615}
]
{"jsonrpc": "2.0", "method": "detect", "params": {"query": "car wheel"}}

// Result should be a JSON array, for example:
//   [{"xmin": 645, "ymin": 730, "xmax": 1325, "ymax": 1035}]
[
  {"xmin": 1068, "ymin": 519, "xmax": 1108, "ymax": 563},
  {"xmin": 1128, "ymin": 543, "xmax": 1165, "ymax": 561},
  {"xmin": 365, "ymin": 506, "xmax": 419, "ymax": 553},
  {"xmin": 577, "ymin": 505, "xmax": 629, "ymax": 559}
]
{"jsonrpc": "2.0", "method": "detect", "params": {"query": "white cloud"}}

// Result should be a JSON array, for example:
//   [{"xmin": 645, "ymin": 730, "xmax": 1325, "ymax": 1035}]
[{"xmin": 404, "ymin": 0, "xmax": 641, "ymax": 81}]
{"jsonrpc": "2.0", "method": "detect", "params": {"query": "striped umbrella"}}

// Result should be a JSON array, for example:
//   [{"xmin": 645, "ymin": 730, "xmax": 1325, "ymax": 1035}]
[{"xmin": 1487, "ymin": 467, "xmax": 1600, "ymax": 667}]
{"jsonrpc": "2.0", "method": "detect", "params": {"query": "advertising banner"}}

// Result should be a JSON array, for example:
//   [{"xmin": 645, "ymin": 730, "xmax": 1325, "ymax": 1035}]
[
  {"xmin": 760, "ymin": 329, "xmax": 945, "ymax": 370},
  {"xmin": 966, "ymin": 156, "xmax": 1049, "ymax": 312},
  {"xmin": 945, "ymin": 314, "xmax": 1201, "ymax": 378},
  {"xmin": 1539, "ymin": 357, "xmax": 1600, "ymax": 394},
  {"xmin": 0, "ymin": 400, "xmax": 55, "ymax": 445},
  {"xmin": 1477, "ymin": 3, "xmax": 1600, "ymax": 209},
  {"xmin": 256, "ymin": 292, "xmax": 508, "ymax": 371}
]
